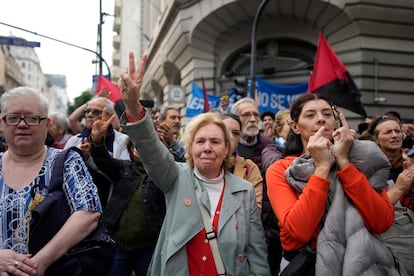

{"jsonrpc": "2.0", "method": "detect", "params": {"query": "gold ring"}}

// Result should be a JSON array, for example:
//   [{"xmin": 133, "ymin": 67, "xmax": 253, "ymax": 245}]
[{"xmin": 14, "ymin": 260, "xmax": 19, "ymax": 267}]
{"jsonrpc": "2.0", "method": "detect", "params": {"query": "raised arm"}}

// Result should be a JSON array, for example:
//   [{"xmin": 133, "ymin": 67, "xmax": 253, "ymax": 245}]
[
  {"xmin": 119, "ymin": 52, "xmax": 147, "ymax": 120},
  {"xmin": 119, "ymin": 52, "xmax": 178, "ymax": 192},
  {"xmin": 68, "ymin": 103, "xmax": 87, "ymax": 134}
]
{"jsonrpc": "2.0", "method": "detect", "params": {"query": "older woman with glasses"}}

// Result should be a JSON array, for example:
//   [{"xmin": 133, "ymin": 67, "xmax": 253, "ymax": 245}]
[{"xmin": 0, "ymin": 87, "xmax": 102, "ymax": 275}]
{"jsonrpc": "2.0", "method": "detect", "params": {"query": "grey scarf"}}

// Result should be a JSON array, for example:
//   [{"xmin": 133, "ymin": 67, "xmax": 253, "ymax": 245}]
[{"xmin": 285, "ymin": 140, "xmax": 400, "ymax": 276}]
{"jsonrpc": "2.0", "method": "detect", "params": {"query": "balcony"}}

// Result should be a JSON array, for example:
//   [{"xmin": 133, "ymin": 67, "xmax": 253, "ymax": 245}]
[
  {"xmin": 113, "ymin": 18, "xmax": 121, "ymax": 33},
  {"xmin": 112, "ymin": 35, "xmax": 120, "ymax": 49},
  {"xmin": 112, "ymin": 51, "xmax": 120, "ymax": 66}
]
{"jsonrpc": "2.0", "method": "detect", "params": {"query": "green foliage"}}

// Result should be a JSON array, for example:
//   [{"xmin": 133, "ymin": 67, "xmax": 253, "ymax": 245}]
[{"xmin": 67, "ymin": 90, "xmax": 92, "ymax": 115}]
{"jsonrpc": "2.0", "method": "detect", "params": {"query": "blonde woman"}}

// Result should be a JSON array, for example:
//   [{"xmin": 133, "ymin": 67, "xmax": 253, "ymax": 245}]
[{"xmin": 118, "ymin": 52, "xmax": 270, "ymax": 276}]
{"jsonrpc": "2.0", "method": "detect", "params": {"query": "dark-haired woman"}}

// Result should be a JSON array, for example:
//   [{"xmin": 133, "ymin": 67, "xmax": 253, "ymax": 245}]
[{"xmin": 266, "ymin": 93, "xmax": 398, "ymax": 275}]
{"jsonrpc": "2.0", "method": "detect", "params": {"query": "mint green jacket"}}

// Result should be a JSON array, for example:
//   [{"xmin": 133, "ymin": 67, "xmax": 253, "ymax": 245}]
[{"xmin": 121, "ymin": 111, "xmax": 270, "ymax": 276}]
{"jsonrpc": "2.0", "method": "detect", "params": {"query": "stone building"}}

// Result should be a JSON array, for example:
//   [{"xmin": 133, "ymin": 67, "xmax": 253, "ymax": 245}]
[
  {"xmin": 0, "ymin": 38, "xmax": 68, "ymax": 115},
  {"xmin": 0, "ymin": 45, "xmax": 24, "ymax": 94}
]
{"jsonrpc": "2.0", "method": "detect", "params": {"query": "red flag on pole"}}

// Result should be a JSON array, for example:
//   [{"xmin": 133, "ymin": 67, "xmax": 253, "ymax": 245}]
[
  {"xmin": 201, "ymin": 77, "xmax": 210, "ymax": 113},
  {"xmin": 96, "ymin": 75, "xmax": 122, "ymax": 103},
  {"xmin": 308, "ymin": 32, "xmax": 367, "ymax": 117}
]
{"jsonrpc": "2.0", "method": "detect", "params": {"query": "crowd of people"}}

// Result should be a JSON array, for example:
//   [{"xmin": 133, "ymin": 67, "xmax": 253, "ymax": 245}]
[{"xmin": 0, "ymin": 51, "xmax": 413, "ymax": 276}]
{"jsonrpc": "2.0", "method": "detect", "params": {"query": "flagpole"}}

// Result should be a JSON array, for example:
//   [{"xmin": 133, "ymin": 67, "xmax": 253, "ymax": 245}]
[
  {"xmin": 249, "ymin": 0, "xmax": 270, "ymax": 100},
  {"xmin": 201, "ymin": 77, "xmax": 210, "ymax": 113}
]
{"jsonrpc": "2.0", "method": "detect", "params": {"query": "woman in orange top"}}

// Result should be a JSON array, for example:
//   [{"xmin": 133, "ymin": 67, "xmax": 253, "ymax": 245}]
[{"xmin": 266, "ymin": 93, "xmax": 396, "ymax": 275}]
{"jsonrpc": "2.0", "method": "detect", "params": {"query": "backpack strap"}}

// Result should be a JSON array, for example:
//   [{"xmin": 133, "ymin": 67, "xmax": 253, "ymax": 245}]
[{"xmin": 48, "ymin": 147, "xmax": 84, "ymax": 193}]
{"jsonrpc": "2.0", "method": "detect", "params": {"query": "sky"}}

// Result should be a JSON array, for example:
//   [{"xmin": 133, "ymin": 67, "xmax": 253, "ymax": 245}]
[{"xmin": 0, "ymin": 0, "xmax": 115, "ymax": 102}]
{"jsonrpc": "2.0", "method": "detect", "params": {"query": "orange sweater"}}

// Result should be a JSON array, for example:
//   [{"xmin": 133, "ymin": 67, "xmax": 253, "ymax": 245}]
[{"xmin": 266, "ymin": 156, "xmax": 394, "ymax": 251}]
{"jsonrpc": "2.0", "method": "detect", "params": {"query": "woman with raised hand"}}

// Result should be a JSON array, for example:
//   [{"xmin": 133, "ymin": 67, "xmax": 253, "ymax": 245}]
[
  {"xmin": 117, "ymin": 52, "xmax": 270, "ymax": 276},
  {"xmin": 266, "ymin": 93, "xmax": 398, "ymax": 275}
]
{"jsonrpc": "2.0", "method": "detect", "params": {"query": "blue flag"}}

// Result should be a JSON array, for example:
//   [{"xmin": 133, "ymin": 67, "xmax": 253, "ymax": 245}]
[
  {"xmin": 186, "ymin": 82, "xmax": 220, "ymax": 118},
  {"xmin": 247, "ymin": 78, "xmax": 308, "ymax": 114}
]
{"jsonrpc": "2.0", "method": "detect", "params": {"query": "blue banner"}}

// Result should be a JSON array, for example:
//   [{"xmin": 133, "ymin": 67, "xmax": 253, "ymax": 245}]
[
  {"xmin": 186, "ymin": 82, "xmax": 220, "ymax": 118},
  {"xmin": 247, "ymin": 78, "xmax": 308, "ymax": 114}
]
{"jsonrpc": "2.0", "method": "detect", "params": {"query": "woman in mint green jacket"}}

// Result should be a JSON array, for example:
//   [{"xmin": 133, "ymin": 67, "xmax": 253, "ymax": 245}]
[{"xmin": 118, "ymin": 52, "xmax": 270, "ymax": 276}]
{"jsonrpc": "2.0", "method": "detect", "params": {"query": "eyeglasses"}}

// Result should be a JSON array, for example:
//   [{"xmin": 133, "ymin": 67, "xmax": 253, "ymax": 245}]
[
  {"xmin": 240, "ymin": 112, "xmax": 259, "ymax": 119},
  {"xmin": 84, "ymin": 108, "xmax": 103, "ymax": 116},
  {"xmin": 2, "ymin": 114, "xmax": 47, "ymax": 126}
]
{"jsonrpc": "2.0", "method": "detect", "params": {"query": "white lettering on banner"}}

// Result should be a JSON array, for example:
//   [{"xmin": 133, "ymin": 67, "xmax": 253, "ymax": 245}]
[
  {"xmin": 187, "ymin": 96, "xmax": 204, "ymax": 110},
  {"xmin": 259, "ymin": 92, "xmax": 301, "ymax": 110},
  {"xmin": 260, "ymin": 93, "xmax": 269, "ymax": 107}
]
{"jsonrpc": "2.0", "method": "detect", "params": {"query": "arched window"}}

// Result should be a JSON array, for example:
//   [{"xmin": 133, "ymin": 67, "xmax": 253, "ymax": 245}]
[{"xmin": 222, "ymin": 38, "xmax": 316, "ymax": 78}]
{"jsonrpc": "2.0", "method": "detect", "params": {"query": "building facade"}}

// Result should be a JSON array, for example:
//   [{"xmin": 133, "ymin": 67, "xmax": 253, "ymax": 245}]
[
  {"xmin": 0, "ymin": 39, "xmax": 69, "ymax": 115},
  {"xmin": 8, "ymin": 44, "xmax": 46, "ymax": 92},
  {"xmin": 0, "ymin": 45, "xmax": 24, "ymax": 93},
  {"xmin": 111, "ymin": 0, "xmax": 414, "ymax": 126}
]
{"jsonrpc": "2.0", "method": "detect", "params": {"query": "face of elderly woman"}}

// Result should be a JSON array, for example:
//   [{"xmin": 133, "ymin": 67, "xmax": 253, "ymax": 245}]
[
  {"xmin": 191, "ymin": 123, "xmax": 229, "ymax": 178},
  {"xmin": 291, "ymin": 99, "xmax": 336, "ymax": 145},
  {"xmin": 375, "ymin": 120, "xmax": 403, "ymax": 152},
  {"xmin": 1, "ymin": 95, "xmax": 48, "ymax": 154}
]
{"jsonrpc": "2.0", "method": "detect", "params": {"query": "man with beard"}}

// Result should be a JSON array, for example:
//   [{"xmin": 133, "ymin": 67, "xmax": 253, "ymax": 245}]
[
  {"xmin": 159, "ymin": 107, "xmax": 181, "ymax": 139},
  {"xmin": 231, "ymin": 97, "xmax": 283, "ymax": 276},
  {"xmin": 158, "ymin": 106, "xmax": 185, "ymax": 162},
  {"xmin": 231, "ymin": 98, "xmax": 274, "ymax": 168}
]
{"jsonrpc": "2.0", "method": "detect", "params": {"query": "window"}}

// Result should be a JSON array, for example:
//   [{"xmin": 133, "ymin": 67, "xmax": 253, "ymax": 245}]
[{"xmin": 222, "ymin": 38, "xmax": 316, "ymax": 77}]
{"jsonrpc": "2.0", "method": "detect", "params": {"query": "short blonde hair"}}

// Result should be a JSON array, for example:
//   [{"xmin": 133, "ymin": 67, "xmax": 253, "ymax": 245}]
[
  {"xmin": 182, "ymin": 113, "xmax": 234, "ymax": 171},
  {"xmin": 273, "ymin": 109, "xmax": 290, "ymax": 138}
]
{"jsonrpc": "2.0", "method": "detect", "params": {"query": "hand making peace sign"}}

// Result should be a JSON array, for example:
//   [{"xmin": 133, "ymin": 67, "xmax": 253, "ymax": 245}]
[
  {"xmin": 119, "ymin": 52, "xmax": 148, "ymax": 120},
  {"xmin": 90, "ymin": 108, "xmax": 116, "ymax": 144}
]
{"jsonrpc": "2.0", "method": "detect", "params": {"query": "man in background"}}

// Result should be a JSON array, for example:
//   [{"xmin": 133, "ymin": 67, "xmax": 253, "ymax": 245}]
[
  {"xmin": 158, "ymin": 106, "xmax": 185, "ymax": 162},
  {"xmin": 65, "ymin": 96, "xmax": 130, "ymax": 206},
  {"xmin": 260, "ymin": 110, "xmax": 275, "ymax": 138},
  {"xmin": 159, "ymin": 107, "xmax": 181, "ymax": 139},
  {"xmin": 231, "ymin": 97, "xmax": 283, "ymax": 276},
  {"xmin": 48, "ymin": 112, "xmax": 73, "ymax": 148}
]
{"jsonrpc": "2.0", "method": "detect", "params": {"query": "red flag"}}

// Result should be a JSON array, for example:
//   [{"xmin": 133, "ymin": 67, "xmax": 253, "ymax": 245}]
[
  {"xmin": 96, "ymin": 75, "xmax": 122, "ymax": 103},
  {"xmin": 201, "ymin": 77, "xmax": 210, "ymax": 113},
  {"xmin": 308, "ymin": 32, "xmax": 367, "ymax": 117}
]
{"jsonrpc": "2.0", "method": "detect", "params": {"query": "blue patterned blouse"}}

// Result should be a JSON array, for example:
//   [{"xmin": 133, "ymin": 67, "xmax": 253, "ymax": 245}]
[{"xmin": 0, "ymin": 147, "xmax": 102, "ymax": 254}]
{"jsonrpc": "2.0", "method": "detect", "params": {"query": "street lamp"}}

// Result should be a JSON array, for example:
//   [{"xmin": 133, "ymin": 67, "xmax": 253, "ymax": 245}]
[
  {"xmin": 97, "ymin": 0, "xmax": 114, "ymax": 77},
  {"xmin": 249, "ymin": 0, "xmax": 270, "ymax": 100}
]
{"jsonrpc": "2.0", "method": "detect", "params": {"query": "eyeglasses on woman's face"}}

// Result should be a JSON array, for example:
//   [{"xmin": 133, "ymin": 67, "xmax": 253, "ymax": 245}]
[{"xmin": 2, "ymin": 114, "xmax": 47, "ymax": 126}]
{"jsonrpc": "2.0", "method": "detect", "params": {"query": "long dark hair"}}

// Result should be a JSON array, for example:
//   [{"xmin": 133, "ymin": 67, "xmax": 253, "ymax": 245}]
[{"xmin": 284, "ymin": 93, "xmax": 336, "ymax": 157}]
